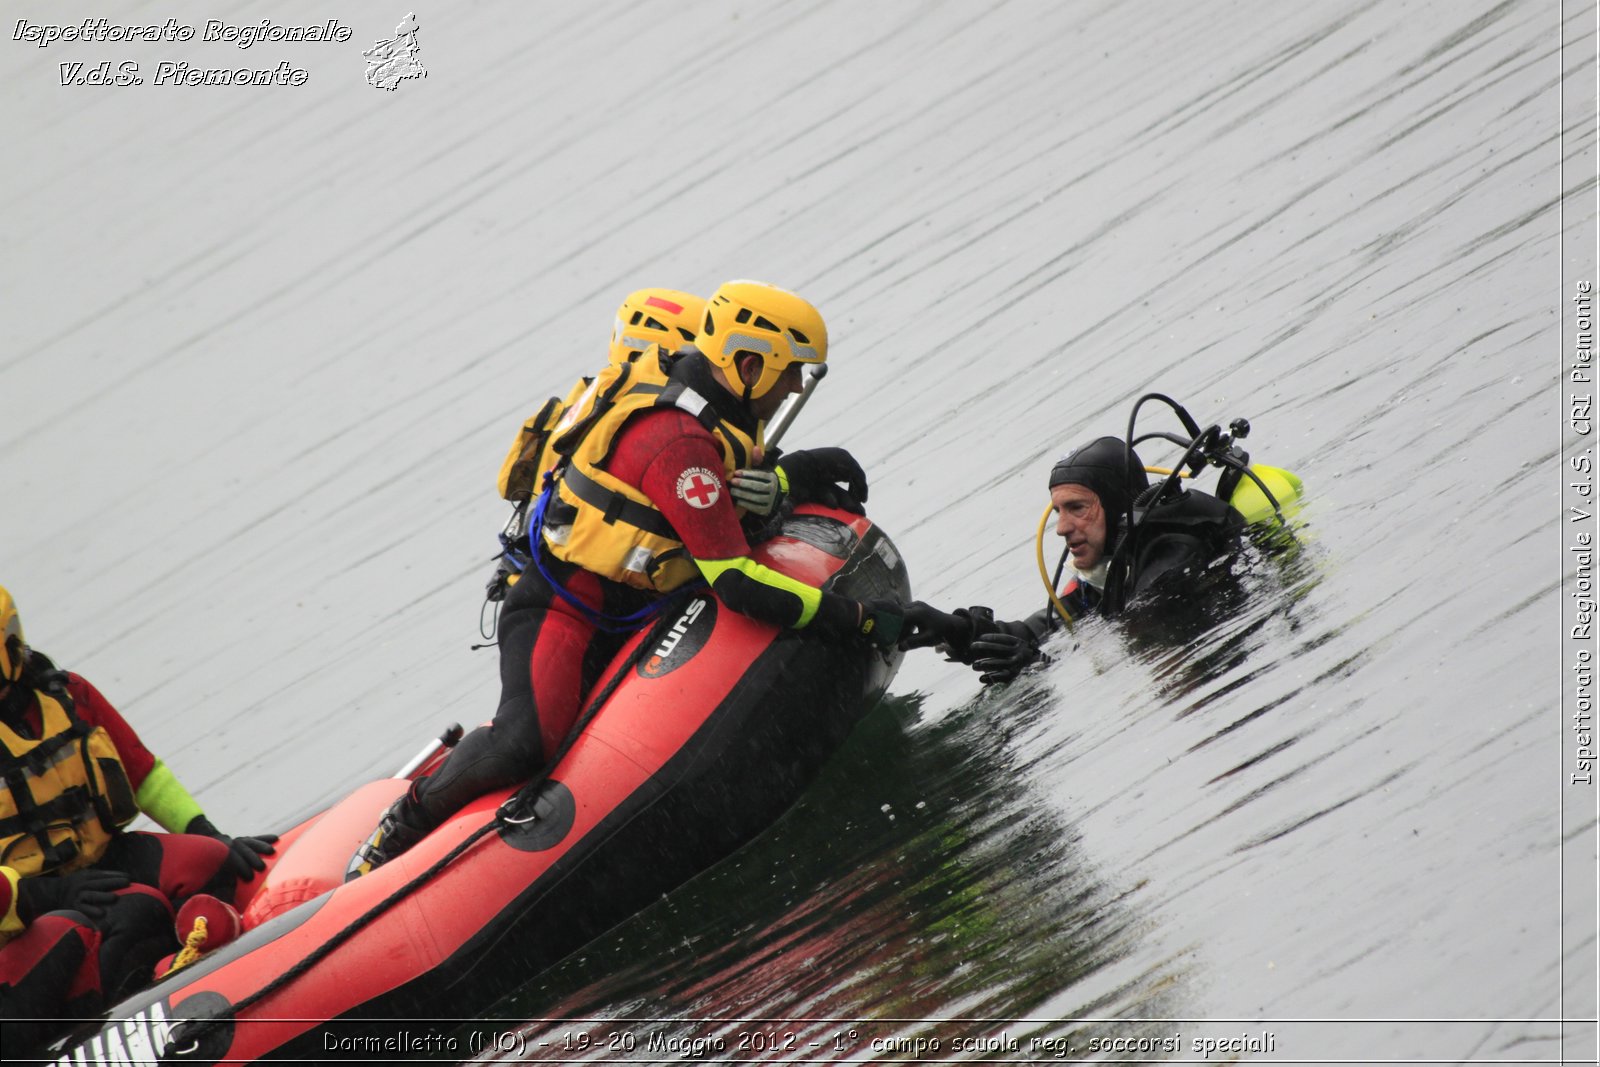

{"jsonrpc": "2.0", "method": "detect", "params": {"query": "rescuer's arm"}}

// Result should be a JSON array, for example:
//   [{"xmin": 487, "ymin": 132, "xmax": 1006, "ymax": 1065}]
[
  {"xmin": 68, "ymin": 675, "xmax": 276, "ymax": 876},
  {"xmin": 638, "ymin": 426, "xmax": 899, "ymax": 644}
]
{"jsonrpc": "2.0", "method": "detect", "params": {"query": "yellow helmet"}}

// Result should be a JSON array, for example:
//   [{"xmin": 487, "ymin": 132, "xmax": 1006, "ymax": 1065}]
[
  {"xmin": 695, "ymin": 280, "xmax": 827, "ymax": 399},
  {"xmin": 0, "ymin": 585, "xmax": 25, "ymax": 686},
  {"xmin": 608, "ymin": 289, "xmax": 706, "ymax": 364}
]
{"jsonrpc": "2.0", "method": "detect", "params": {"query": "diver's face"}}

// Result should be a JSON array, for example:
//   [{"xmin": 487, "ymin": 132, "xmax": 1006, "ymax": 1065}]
[{"xmin": 1051, "ymin": 483, "xmax": 1108, "ymax": 569}]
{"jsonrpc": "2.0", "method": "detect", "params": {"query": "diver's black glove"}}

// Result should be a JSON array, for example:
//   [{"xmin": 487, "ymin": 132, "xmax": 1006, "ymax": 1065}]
[
  {"xmin": 186, "ymin": 815, "xmax": 278, "ymax": 880},
  {"xmin": 776, "ymin": 448, "xmax": 868, "ymax": 514},
  {"xmin": 16, "ymin": 868, "xmax": 129, "ymax": 924},
  {"xmin": 898, "ymin": 601, "xmax": 975, "ymax": 654},
  {"xmin": 969, "ymin": 632, "xmax": 1042, "ymax": 685}
]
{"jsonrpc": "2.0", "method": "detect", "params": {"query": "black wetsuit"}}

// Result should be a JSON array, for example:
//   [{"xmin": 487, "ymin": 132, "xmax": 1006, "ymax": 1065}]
[{"xmin": 967, "ymin": 487, "xmax": 1247, "ymax": 651}]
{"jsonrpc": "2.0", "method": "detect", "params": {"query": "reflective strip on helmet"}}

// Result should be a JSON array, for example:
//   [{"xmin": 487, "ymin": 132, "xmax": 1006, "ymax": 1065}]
[
  {"xmin": 722, "ymin": 332, "xmax": 774, "ymax": 354},
  {"xmin": 724, "ymin": 330, "xmax": 821, "ymax": 364}
]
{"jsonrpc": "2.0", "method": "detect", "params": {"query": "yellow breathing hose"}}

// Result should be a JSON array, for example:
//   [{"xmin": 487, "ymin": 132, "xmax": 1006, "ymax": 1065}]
[{"xmin": 1035, "ymin": 505, "xmax": 1075, "ymax": 631}]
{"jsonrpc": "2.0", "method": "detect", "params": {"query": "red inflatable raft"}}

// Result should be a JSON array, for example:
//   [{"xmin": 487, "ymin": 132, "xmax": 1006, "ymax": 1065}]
[{"xmin": 46, "ymin": 505, "xmax": 908, "ymax": 1064}]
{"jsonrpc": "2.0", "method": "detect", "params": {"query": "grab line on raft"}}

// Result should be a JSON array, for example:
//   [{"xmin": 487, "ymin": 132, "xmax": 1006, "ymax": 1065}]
[
  {"xmin": 162, "ymin": 819, "xmax": 501, "ymax": 1056},
  {"xmin": 161, "ymin": 606, "xmax": 686, "ymax": 1058}
]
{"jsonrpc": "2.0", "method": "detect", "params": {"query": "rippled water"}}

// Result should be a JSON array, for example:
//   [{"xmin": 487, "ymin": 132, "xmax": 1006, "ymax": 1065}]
[{"xmin": 3, "ymin": 0, "xmax": 1593, "ymax": 1063}]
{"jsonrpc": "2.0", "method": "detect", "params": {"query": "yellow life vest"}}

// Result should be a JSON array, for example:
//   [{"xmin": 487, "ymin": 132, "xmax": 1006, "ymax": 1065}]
[
  {"xmin": 497, "ymin": 377, "xmax": 595, "ymax": 503},
  {"xmin": 540, "ymin": 347, "xmax": 759, "ymax": 593},
  {"xmin": 0, "ymin": 687, "xmax": 139, "ymax": 876}
]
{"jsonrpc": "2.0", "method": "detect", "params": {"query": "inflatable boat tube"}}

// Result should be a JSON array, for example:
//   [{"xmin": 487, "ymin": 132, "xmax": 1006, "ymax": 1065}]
[{"xmin": 45, "ymin": 505, "xmax": 908, "ymax": 1064}]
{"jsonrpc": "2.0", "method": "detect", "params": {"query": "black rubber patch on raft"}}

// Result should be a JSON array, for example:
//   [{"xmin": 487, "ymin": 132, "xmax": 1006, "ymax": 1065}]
[
  {"xmin": 161, "ymin": 990, "xmax": 235, "ymax": 1065},
  {"xmin": 499, "ymin": 780, "xmax": 577, "ymax": 852}
]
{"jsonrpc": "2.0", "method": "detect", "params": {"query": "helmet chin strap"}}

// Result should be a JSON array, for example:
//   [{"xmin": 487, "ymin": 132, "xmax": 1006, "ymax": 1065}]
[{"xmin": 738, "ymin": 356, "xmax": 758, "ymax": 403}]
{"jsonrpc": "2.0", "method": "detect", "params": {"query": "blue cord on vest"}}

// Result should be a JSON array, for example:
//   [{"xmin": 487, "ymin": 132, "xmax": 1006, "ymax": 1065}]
[
  {"xmin": 526, "ymin": 478, "xmax": 702, "ymax": 633},
  {"xmin": 498, "ymin": 530, "xmax": 531, "ymax": 575}
]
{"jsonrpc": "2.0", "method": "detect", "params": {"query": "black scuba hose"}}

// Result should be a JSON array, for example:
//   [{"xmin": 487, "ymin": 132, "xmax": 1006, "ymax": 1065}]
[
  {"xmin": 1107, "ymin": 395, "xmax": 1226, "ymax": 614},
  {"xmin": 1110, "ymin": 423, "xmax": 1217, "ymax": 588},
  {"xmin": 1124, "ymin": 395, "xmax": 1197, "ymax": 566},
  {"xmin": 1100, "ymin": 396, "xmax": 1301, "ymax": 617}
]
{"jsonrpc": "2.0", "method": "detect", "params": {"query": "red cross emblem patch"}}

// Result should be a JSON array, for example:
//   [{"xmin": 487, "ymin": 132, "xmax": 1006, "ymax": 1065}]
[{"xmin": 676, "ymin": 467, "xmax": 722, "ymax": 509}]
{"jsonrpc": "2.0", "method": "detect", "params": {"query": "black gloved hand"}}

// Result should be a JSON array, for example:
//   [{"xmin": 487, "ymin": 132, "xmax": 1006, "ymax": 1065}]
[
  {"xmin": 777, "ymin": 447, "xmax": 868, "ymax": 515},
  {"xmin": 898, "ymin": 601, "xmax": 975, "ymax": 654},
  {"xmin": 187, "ymin": 814, "xmax": 278, "ymax": 880},
  {"xmin": 16, "ymin": 868, "xmax": 130, "ymax": 924},
  {"xmin": 969, "ymin": 632, "xmax": 1042, "ymax": 685}
]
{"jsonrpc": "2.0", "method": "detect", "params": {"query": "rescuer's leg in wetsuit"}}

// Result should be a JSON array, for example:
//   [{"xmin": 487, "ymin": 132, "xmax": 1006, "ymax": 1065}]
[
  {"xmin": 349, "ymin": 554, "xmax": 649, "ymax": 878},
  {"xmin": 96, "ymin": 830, "xmax": 238, "ymax": 909},
  {"xmin": 416, "ymin": 556, "xmax": 643, "ymax": 819},
  {"xmin": 0, "ymin": 910, "xmax": 104, "ymax": 1054},
  {"xmin": 0, "ymin": 883, "xmax": 173, "ymax": 1056}
]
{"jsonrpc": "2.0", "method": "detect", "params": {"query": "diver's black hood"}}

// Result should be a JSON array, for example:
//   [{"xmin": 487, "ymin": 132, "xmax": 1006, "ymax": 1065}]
[{"xmin": 1048, "ymin": 436, "xmax": 1150, "ymax": 542}]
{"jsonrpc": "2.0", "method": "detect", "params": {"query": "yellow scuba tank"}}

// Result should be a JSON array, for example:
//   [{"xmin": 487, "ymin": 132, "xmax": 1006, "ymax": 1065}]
[{"xmin": 1227, "ymin": 464, "xmax": 1304, "ymax": 527}]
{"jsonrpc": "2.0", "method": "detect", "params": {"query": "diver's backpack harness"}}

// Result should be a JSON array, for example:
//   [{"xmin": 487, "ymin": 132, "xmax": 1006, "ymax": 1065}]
[{"xmin": 1107, "ymin": 394, "xmax": 1296, "ymax": 616}]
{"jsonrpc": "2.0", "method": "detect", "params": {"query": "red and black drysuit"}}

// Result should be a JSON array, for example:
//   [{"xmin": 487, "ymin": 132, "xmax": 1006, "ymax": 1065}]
[
  {"xmin": 0, "ymin": 658, "xmax": 237, "ymax": 1051},
  {"xmin": 411, "ymin": 353, "xmax": 864, "ymax": 823}
]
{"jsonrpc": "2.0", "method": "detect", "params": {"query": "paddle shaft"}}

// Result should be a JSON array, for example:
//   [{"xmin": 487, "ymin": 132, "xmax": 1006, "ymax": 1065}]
[{"xmin": 764, "ymin": 364, "xmax": 828, "ymax": 452}]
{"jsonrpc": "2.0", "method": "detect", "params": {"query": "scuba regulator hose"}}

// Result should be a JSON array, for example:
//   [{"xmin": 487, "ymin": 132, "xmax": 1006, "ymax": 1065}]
[{"xmin": 1035, "ymin": 505, "xmax": 1077, "ymax": 631}]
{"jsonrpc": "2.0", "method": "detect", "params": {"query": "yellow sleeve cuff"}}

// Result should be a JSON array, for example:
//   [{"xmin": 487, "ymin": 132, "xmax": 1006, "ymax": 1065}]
[
  {"xmin": 135, "ymin": 759, "xmax": 206, "ymax": 834},
  {"xmin": 696, "ymin": 556, "xmax": 822, "ymax": 627}
]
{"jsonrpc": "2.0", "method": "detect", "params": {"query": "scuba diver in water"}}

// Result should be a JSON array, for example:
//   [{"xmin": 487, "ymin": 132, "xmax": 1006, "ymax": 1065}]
[
  {"xmin": 0, "ymin": 585, "xmax": 275, "ymax": 1053},
  {"xmin": 904, "ymin": 395, "xmax": 1302, "ymax": 683},
  {"xmin": 351, "ymin": 280, "xmax": 913, "ymax": 877}
]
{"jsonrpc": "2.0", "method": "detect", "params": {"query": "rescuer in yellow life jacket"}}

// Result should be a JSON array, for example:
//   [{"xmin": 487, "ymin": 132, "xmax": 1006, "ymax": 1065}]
[
  {"xmin": 351, "ymin": 280, "xmax": 916, "ymax": 878},
  {"xmin": 0, "ymin": 585, "xmax": 276, "ymax": 1053},
  {"xmin": 486, "ymin": 289, "xmax": 709, "ymax": 605}
]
